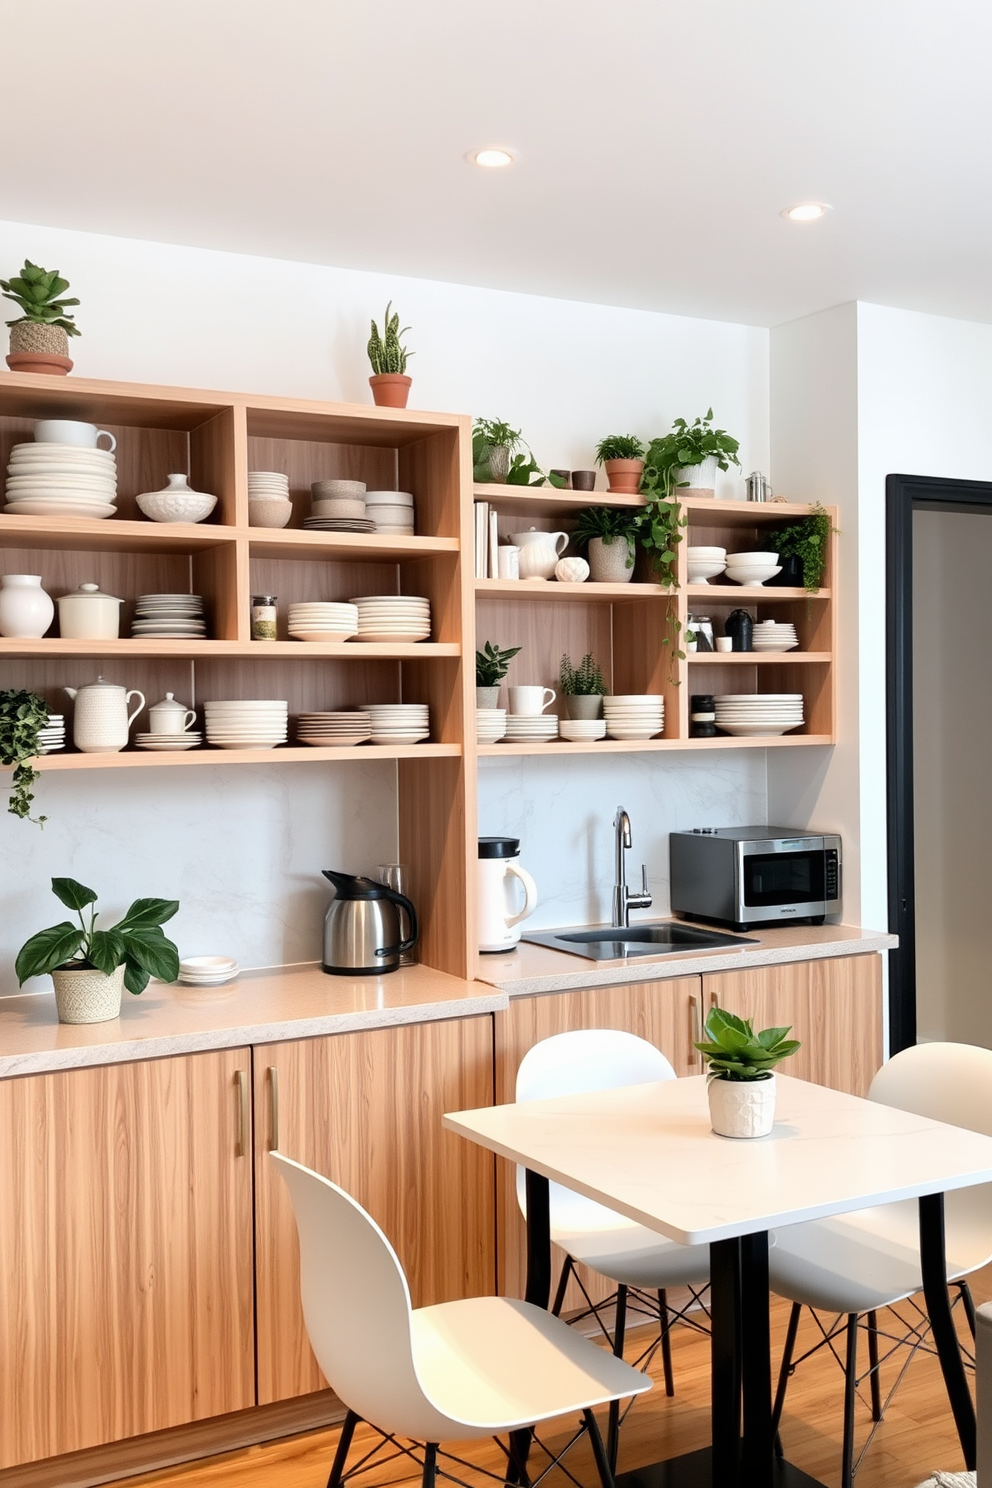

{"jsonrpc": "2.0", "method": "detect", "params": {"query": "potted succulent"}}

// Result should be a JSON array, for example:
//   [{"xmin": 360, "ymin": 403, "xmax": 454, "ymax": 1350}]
[
  {"xmin": 642, "ymin": 409, "xmax": 740, "ymax": 498},
  {"xmin": 476, "ymin": 640, "xmax": 521, "ymax": 707},
  {"xmin": 559, "ymin": 653, "xmax": 607, "ymax": 719},
  {"xmin": 0, "ymin": 688, "xmax": 50, "ymax": 825},
  {"xmin": 694, "ymin": 1006, "xmax": 801, "ymax": 1138},
  {"xmin": 16, "ymin": 877, "xmax": 180, "ymax": 1025},
  {"xmin": 595, "ymin": 434, "xmax": 646, "ymax": 494},
  {"xmin": 1, "ymin": 259, "xmax": 80, "ymax": 375},
  {"xmin": 768, "ymin": 503, "xmax": 834, "ymax": 592},
  {"xmin": 572, "ymin": 506, "xmax": 640, "ymax": 583},
  {"xmin": 367, "ymin": 301, "xmax": 413, "ymax": 408}
]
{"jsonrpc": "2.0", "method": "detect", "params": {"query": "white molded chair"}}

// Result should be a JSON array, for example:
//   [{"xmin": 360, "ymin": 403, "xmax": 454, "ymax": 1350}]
[
  {"xmin": 770, "ymin": 1042, "xmax": 992, "ymax": 1488},
  {"xmin": 515, "ymin": 1030, "xmax": 711, "ymax": 1463},
  {"xmin": 271, "ymin": 1151, "xmax": 650, "ymax": 1488}
]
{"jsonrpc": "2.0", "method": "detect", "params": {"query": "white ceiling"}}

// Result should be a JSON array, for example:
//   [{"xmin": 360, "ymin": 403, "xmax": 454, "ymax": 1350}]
[{"xmin": 2, "ymin": 0, "xmax": 991, "ymax": 328}]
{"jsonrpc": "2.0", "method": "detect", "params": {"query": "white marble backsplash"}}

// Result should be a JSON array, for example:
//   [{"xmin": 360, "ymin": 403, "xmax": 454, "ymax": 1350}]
[
  {"xmin": 0, "ymin": 760, "xmax": 398, "ymax": 998},
  {"xmin": 478, "ymin": 751, "xmax": 767, "ymax": 928}
]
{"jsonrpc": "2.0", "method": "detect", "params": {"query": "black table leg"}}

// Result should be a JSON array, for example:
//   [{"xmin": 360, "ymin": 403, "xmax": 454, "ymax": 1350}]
[
  {"xmin": 709, "ymin": 1237, "xmax": 743, "ymax": 1487},
  {"xmin": 919, "ymin": 1192, "xmax": 976, "ymax": 1469},
  {"xmin": 740, "ymin": 1231, "xmax": 773, "ymax": 1488},
  {"xmin": 524, "ymin": 1169, "xmax": 551, "ymax": 1309}
]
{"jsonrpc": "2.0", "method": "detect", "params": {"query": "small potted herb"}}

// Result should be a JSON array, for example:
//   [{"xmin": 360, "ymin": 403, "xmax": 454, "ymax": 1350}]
[
  {"xmin": 694, "ymin": 1007, "xmax": 801, "ymax": 1138},
  {"xmin": 768, "ymin": 503, "xmax": 834, "ymax": 592},
  {"xmin": 16, "ymin": 877, "xmax": 180, "ymax": 1025},
  {"xmin": 595, "ymin": 434, "xmax": 646, "ymax": 494},
  {"xmin": 1, "ymin": 259, "xmax": 80, "ymax": 375},
  {"xmin": 472, "ymin": 419, "xmax": 564, "ymax": 488},
  {"xmin": 367, "ymin": 301, "xmax": 413, "ymax": 408},
  {"xmin": 476, "ymin": 640, "xmax": 521, "ymax": 707},
  {"xmin": 642, "ymin": 409, "xmax": 740, "ymax": 499},
  {"xmin": 0, "ymin": 688, "xmax": 51, "ymax": 825},
  {"xmin": 572, "ymin": 506, "xmax": 641, "ymax": 583},
  {"xmin": 559, "ymin": 653, "xmax": 607, "ymax": 720}
]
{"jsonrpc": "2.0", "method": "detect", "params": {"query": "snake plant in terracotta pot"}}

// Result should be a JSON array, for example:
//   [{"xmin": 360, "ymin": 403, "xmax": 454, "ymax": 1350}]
[
  {"xmin": 694, "ymin": 1006, "xmax": 801, "ymax": 1138},
  {"xmin": 367, "ymin": 301, "xmax": 413, "ymax": 407}
]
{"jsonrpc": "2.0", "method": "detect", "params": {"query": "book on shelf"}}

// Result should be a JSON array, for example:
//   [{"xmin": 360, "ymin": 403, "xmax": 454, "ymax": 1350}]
[
  {"xmin": 488, "ymin": 509, "xmax": 499, "ymax": 579},
  {"xmin": 474, "ymin": 501, "xmax": 489, "ymax": 579}
]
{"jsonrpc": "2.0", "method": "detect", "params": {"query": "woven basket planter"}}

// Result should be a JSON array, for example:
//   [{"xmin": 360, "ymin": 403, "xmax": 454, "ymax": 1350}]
[
  {"xmin": 7, "ymin": 321, "xmax": 73, "ymax": 375},
  {"xmin": 51, "ymin": 963, "xmax": 125, "ymax": 1024}
]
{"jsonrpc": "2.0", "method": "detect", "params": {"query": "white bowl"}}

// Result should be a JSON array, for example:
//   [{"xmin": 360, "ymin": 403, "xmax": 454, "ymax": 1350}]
[
  {"xmin": 724, "ymin": 566, "xmax": 781, "ymax": 585},
  {"xmin": 137, "ymin": 490, "xmax": 218, "ymax": 524},
  {"xmin": 686, "ymin": 546, "xmax": 726, "ymax": 558},
  {"xmin": 364, "ymin": 489, "xmax": 415, "ymax": 507},
  {"xmin": 312, "ymin": 480, "xmax": 366, "ymax": 499},
  {"xmin": 559, "ymin": 720, "xmax": 607, "ymax": 741},
  {"xmin": 687, "ymin": 562, "xmax": 727, "ymax": 583},
  {"xmin": 726, "ymin": 551, "xmax": 779, "ymax": 564}
]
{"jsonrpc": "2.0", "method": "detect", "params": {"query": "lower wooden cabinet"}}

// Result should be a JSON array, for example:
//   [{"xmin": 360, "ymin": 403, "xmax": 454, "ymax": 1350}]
[
  {"xmin": 0, "ymin": 1049, "xmax": 255, "ymax": 1468},
  {"xmin": 252, "ymin": 1015, "xmax": 496, "ymax": 1404}
]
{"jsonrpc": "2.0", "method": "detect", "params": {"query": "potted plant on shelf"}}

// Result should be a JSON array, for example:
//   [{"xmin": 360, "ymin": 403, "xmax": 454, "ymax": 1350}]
[
  {"xmin": 768, "ymin": 503, "xmax": 834, "ymax": 592},
  {"xmin": 15, "ymin": 877, "xmax": 180, "ymax": 1025},
  {"xmin": 476, "ymin": 640, "xmax": 521, "ymax": 707},
  {"xmin": 595, "ymin": 434, "xmax": 646, "ymax": 494},
  {"xmin": 572, "ymin": 506, "xmax": 640, "ymax": 583},
  {"xmin": 1, "ymin": 259, "xmax": 80, "ymax": 375},
  {"xmin": 694, "ymin": 1006, "xmax": 801, "ymax": 1138},
  {"xmin": 472, "ymin": 419, "xmax": 566, "ymax": 488},
  {"xmin": 367, "ymin": 301, "xmax": 413, "ymax": 408},
  {"xmin": 0, "ymin": 688, "xmax": 51, "ymax": 825},
  {"xmin": 560, "ymin": 653, "xmax": 607, "ymax": 719},
  {"xmin": 642, "ymin": 409, "xmax": 741, "ymax": 499}
]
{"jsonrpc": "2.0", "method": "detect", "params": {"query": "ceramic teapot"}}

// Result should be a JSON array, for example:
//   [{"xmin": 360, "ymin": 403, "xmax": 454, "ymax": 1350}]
[
  {"xmin": 64, "ymin": 676, "xmax": 145, "ymax": 754},
  {"xmin": 508, "ymin": 527, "xmax": 569, "ymax": 580}
]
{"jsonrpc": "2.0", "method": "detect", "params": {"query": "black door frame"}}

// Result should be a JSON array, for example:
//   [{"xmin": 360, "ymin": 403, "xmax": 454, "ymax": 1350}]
[{"xmin": 886, "ymin": 472, "xmax": 992, "ymax": 1051}]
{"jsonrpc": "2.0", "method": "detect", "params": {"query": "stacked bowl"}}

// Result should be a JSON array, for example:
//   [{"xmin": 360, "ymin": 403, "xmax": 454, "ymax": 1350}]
[
  {"xmin": 752, "ymin": 620, "xmax": 799, "ymax": 652},
  {"xmin": 178, "ymin": 955, "xmax": 240, "ymax": 987},
  {"xmin": 307, "ymin": 480, "xmax": 374, "ymax": 533},
  {"xmin": 351, "ymin": 594, "xmax": 431, "ymax": 642},
  {"xmin": 248, "ymin": 471, "xmax": 292, "ymax": 528},
  {"xmin": 366, "ymin": 490, "xmax": 415, "ymax": 535},
  {"xmin": 132, "ymin": 593, "xmax": 206, "ymax": 638},
  {"xmin": 366, "ymin": 703, "xmax": 430, "ymax": 744},
  {"xmin": 296, "ymin": 711, "xmax": 372, "ymax": 746},
  {"xmin": 476, "ymin": 708, "xmax": 507, "ymax": 743},
  {"xmin": 4, "ymin": 441, "xmax": 117, "ymax": 519},
  {"xmin": 504, "ymin": 712, "xmax": 559, "ymax": 743},
  {"xmin": 560, "ymin": 718, "xmax": 607, "ymax": 742},
  {"xmin": 204, "ymin": 700, "xmax": 288, "ymax": 749},
  {"xmin": 724, "ymin": 551, "xmax": 781, "ymax": 586},
  {"xmin": 287, "ymin": 601, "xmax": 359, "ymax": 642},
  {"xmin": 36, "ymin": 713, "xmax": 66, "ymax": 753},
  {"xmin": 713, "ymin": 693, "xmax": 804, "ymax": 736},
  {"xmin": 686, "ymin": 546, "xmax": 726, "ymax": 583},
  {"xmin": 603, "ymin": 694, "xmax": 665, "ymax": 740}
]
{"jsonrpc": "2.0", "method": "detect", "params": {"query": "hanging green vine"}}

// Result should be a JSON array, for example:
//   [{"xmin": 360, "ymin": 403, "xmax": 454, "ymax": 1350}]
[{"xmin": 0, "ymin": 689, "xmax": 50, "ymax": 825}]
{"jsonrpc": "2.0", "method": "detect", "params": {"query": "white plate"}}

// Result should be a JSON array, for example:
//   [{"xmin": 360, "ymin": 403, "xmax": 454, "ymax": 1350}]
[
  {"xmin": 559, "ymin": 721, "xmax": 607, "ymax": 741},
  {"xmin": 368, "ymin": 733, "xmax": 430, "ymax": 744},
  {"xmin": 3, "ymin": 499, "xmax": 117, "ymax": 518},
  {"xmin": 289, "ymin": 631, "xmax": 357, "ymax": 642},
  {"xmin": 208, "ymin": 740, "xmax": 284, "ymax": 749},
  {"xmin": 298, "ymin": 737, "xmax": 370, "ymax": 747},
  {"xmin": 718, "ymin": 723, "xmax": 803, "ymax": 736},
  {"xmin": 606, "ymin": 726, "xmax": 664, "ymax": 738},
  {"xmin": 135, "ymin": 738, "xmax": 202, "ymax": 750},
  {"xmin": 355, "ymin": 633, "xmax": 430, "ymax": 643}
]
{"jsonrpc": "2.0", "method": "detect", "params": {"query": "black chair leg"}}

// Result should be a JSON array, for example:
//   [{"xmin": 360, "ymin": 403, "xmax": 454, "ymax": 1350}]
[
  {"xmin": 841, "ymin": 1313, "xmax": 858, "ymax": 1488},
  {"xmin": 606, "ymin": 1284, "xmax": 628, "ymax": 1472},
  {"xmin": 658, "ymin": 1288, "xmax": 675, "ymax": 1398},
  {"xmin": 506, "ymin": 1427, "xmax": 532, "ymax": 1487},
  {"xmin": 867, "ymin": 1310, "xmax": 882, "ymax": 1422},
  {"xmin": 959, "ymin": 1280, "xmax": 978, "ymax": 1341},
  {"xmin": 584, "ymin": 1408, "xmax": 617, "ymax": 1488},
  {"xmin": 772, "ymin": 1301, "xmax": 802, "ymax": 1458},
  {"xmin": 551, "ymin": 1254, "xmax": 574, "ymax": 1317},
  {"xmin": 422, "ymin": 1443, "xmax": 438, "ymax": 1488},
  {"xmin": 326, "ymin": 1409, "xmax": 359, "ymax": 1488}
]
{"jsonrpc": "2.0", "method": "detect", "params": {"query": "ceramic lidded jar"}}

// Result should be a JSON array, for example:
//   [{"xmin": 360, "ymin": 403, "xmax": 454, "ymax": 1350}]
[
  {"xmin": 148, "ymin": 693, "xmax": 197, "ymax": 735},
  {"xmin": 56, "ymin": 582, "xmax": 123, "ymax": 640},
  {"xmin": 0, "ymin": 574, "xmax": 55, "ymax": 638}
]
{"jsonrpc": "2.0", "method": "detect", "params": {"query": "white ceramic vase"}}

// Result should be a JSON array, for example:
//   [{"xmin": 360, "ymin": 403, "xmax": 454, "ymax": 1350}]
[
  {"xmin": 675, "ymin": 454, "xmax": 719, "ymax": 495},
  {"xmin": 708, "ymin": 1073, "xmax": 776, "ymax": 1138},
  {"xmin": 0, "ymin": 574, "xmax": 55, "ymax": 638},
  {"xmin": 51, "ymin": 963, "xmax": 125, "ymax": 1024},
  {"xmin": 588, "ymin": 536, "xmax": 635, "ymax": 583}
]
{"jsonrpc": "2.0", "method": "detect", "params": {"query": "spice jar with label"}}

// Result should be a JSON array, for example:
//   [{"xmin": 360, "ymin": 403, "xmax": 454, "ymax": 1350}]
[{"xmin": 251, "ymin": 595, "xmax": 278, "ymax": 641}]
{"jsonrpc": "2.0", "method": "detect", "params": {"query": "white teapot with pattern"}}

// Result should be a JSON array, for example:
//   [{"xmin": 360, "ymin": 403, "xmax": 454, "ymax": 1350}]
[{"xmin": 64, "ymin": 676, "xmax": 145, "ymax": 754}]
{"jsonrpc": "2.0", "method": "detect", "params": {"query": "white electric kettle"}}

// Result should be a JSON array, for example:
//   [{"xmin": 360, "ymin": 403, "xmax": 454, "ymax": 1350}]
[{"xmin": 478, "ymin": 836, "xmax": 538, "ymax": 953}]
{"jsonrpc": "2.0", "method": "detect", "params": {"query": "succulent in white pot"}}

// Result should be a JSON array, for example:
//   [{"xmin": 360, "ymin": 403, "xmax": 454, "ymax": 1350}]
[{"xmin": 694, "ymin": 1007, "xmax": 801, "ymax": 1139}]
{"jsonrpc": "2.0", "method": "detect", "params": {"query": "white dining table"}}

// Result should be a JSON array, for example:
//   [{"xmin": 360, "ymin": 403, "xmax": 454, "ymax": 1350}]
[{"xmin": 443, "ymin": 1073, "xmax": 992, "ymax": 1488}]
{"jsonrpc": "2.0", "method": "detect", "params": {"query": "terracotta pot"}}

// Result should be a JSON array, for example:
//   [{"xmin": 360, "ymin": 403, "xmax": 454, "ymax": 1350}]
[
  {"xmin": 369, "ymin": 374, "xmax": 412, "ymax": 408},
  {"xmin": 51, "ymin": 963, "xmax": 125, "ymax": 1024},
  {"xmin": 7, "ymin": 321, "xmax": 74, "ymax": 376},
  {"xmin": 707, "ymin": 1073, "xmax": 776, "ymax": 1138},
  {"xmin": 563, "ymin": 694, "xmax": 603, "ymax": 720},
  {"xmin": 588, "ymin": 536, "xmax": 635, "ymax": 583},
  {"xmin": 604, "ymin": 458, "xmax": 644, "ymax": 494}
]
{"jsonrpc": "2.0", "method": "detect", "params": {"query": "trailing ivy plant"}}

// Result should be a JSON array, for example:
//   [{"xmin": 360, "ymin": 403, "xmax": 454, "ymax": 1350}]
[
  {"xmin": 0, "ymin": 689, "xmax": 50, "ymax": 825},
  {"xmin": 771, "ymin": 502, "xmax": 835, "ymax": 592},
  {"xmin": 560, "ymin": 653, "xmax": 607, "ymax": 696},
  {"xmin": 0, "ymin": 259, "xmax": 81, "ymax": 336},
  {"xmin": 15, "ymin": 878, "xmax": 180, "ymax": 994},
  {"xmin": 476, "ymin": 640, "xmax": 521, "ymax": 687},
  {"xmin": 367, "ymin": 301, "xmax": 413, "ymax": 374},
  {"xmin": 595, "ymin": 434, "xmax": 645, "ymax": 463}
]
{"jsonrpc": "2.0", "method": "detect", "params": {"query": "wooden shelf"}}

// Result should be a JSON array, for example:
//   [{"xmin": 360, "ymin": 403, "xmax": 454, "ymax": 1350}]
[
  {"xmin": 475, "ymin": 578, "xmax": 665, "ymax": 602},
  {"xmin": 681, "ymin": 495, "xmax": 825, "ymax": 524},
  {"xmin": 476, "ymin": 735, "xmax": 833, "ymax": 756},
  {"xmin": 29, "ymin": 742, "xmax": 462, "ymax": 770},
  {"xmin": 686, "ymin": 584, "xmax": 830, "ymax": 601},
  {"xmin": 473, "ymin": 483, "xmax": 645, "ymax": 513},
  {"xmin": 0, "ymin": 638, "xmax": 460, "ymax": 659},
  {"xmin": 0, "ymin": 514, "xmax": 237, "ymax": 553},
  {"xmin": 246, "ymin": 530, "xmax": 458, "ymax": 560},
  {"xmin": 688, "ymin": 651, "xmax": 831, "ymax": 664}
]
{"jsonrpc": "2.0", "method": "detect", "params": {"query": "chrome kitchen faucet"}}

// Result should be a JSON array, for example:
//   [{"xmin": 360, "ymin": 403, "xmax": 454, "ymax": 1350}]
[{"xmin": 612, "ymin": 806, "xmax": 652, "ymax": 928}]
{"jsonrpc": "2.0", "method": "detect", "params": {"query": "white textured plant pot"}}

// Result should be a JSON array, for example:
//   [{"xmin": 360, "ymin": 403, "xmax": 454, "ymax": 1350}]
[
  {"xmin": 51, "ymin": 963, "xmax": 125, "ymax": 1024},
  {"xmin": 708, "ymin": 1073, "xmax": 776, "ymax": 1138},
  {"xmin": 476, "ymin": 686, "xmax": 501, "ymax": 708},
  {"xmin": 588, "ymin": 537, "xmax": 634, "ymax": 583},
  {"xmin": 564, "ymin": 694, "xmax": 603, "ymax": 720},
  {"xmin": 675, "ymin": 454, "xmax": 719, "ymax": 496}
]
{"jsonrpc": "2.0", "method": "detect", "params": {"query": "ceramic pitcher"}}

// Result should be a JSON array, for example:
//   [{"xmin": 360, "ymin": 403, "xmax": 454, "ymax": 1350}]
[
  {"xmin": 508, "ymin": 528, "xmax": 569, "ymax": 580},
  {"xmin": 64, "ymin": 677, "xmax": 145, "ymax": 753}
]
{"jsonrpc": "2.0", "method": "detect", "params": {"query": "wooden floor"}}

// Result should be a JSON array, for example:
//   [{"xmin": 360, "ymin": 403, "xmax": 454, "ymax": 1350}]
[{"xmin": 119, "ymin": 1268, "xmax": 991, "ymax": 1488}]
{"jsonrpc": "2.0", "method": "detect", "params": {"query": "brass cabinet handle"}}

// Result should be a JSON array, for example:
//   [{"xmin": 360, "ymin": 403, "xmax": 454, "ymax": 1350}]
[
  {"xmin": 235, "ymin": 1068, "xmax": 248, "ymax": 1157},
  {"xmin": 710, "ymin": 989, "xmax": 721, "ymax": 1011},
  {"xmin": 268, "ymin": 1066, "xmax": 280, "ymax": 1151}
]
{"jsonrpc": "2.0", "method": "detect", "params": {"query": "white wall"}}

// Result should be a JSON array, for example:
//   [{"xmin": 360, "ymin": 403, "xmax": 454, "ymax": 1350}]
[{"xmin": 0, "ymin": 218, "xmax": 770, "ymax": 994}]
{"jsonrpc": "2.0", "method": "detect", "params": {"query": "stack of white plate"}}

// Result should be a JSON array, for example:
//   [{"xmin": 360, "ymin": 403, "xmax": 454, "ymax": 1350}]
[
  {"xmin": 366, "ymin": 490, "xmax": 415, "ymax": 535},
  {"xmin": 504, "ymin": 713, "xmax": 559, "ymax": 743},
  {"xmin": 714, "ymin": 693, "xmax": 804, "ymax": 736},
  {"xmin": 296, "ymin": 711, "xmax": 372, "ymax": 746},
  {"xmin": 178, "ymin": 955, "xmax": 240, "ymax": 987},
  {"xmin": 686, "ymin": 546, "xmax": 726, "ymax": 583},
  {"xmin": 559, "ymin": 719, "xmax": 607, "ymax": 742},
  {"xmin": 135, "ymin": 729, "xmax": 202, "ymax": 752},
  {"xmin": 204, "ymin": 700, "xmax": 288, "ymax": 749},
  {"xmin": 132, "ymin": 594, "xmax": 206, "ymax": 638},
  {"xmin": 725, "ymin": 551, "xmax": 781, "ymax": 586},
  {"xmin": 477, "ymin": 708, "xmax": 507, "ymax": 743},
  {"xmin": 603, "ymin": 695, "xmax": 665, "ymax": 740},
  {"xmin": 248, "ymin": 471, "xmax": 289, "ymax": 499},
  {"xmin": 351, "ymin": 595, "xmax": 431, "ymax": 642},
  {"xmin": 287, "ymin": 602, "xmax": 359, "ymax": 641},
  {"xmin": 366, "ymin": 703, "xmax": 430, "ymax": 744},
  {"xmin": 752, "ymin": 620, "xmax": 799, "ymax": 652},
  {"xmin": 36, "ymin": 713, "xmax": 66, "ymax": 753},
  {"xmin": 4, "ymin": 442, "xmax": 118, "ymax": 519}
]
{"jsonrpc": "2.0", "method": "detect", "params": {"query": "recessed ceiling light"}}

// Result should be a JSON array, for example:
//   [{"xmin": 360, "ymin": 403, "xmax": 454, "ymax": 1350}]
[
  {"xmin": 781, "ymin": 202, "xmax": 831, "ymax": 222},
  {"xmin": 470, "ymin": 148, "xmax": 515, "ymax": 169}
]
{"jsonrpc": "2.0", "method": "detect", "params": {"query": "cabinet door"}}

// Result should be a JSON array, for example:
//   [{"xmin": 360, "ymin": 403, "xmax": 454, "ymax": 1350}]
[
  {"xmin": 702, "ymin": 953, "xmax": 883, "ymax": 1097},
  {"xmin": 494, "ymin": 977, "xmax": 701, "ymax": 1305},
  {"xmin": 0, "ymin": 1050, "xmax": 255, "ymax": 1468},
  {"xmin": 253, "ymin": 1015, "xmax": 495, "ymax": 1405}
]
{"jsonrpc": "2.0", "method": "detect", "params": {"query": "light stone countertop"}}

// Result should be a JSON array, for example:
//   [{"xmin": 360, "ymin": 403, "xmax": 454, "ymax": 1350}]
[
  {"xmin": 0, "ymin": 963, "xmax": 508, "ymax": 1079},
  {"xmin": 474, "ymin": 922, "xmax": 897, "ymax": 996}
]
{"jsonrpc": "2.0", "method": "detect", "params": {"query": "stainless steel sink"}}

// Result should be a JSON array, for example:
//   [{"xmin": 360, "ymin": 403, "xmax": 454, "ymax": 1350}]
[{"xmin": 522, "ymin": 920, "xmax": 758, "ymax": 961}]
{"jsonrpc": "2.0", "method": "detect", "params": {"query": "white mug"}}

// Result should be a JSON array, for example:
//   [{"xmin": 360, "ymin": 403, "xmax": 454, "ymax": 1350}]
[
  {"xmin": 508, "ymin": 685, "xmax": 556, "ymax": 716},
  {"xmin": 497, "ymin": 546, "xmax": 520, "ymax": 580},
  {"xmin": 34, "ymin": 419, "xmax": 117, "ymax": 452}
]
